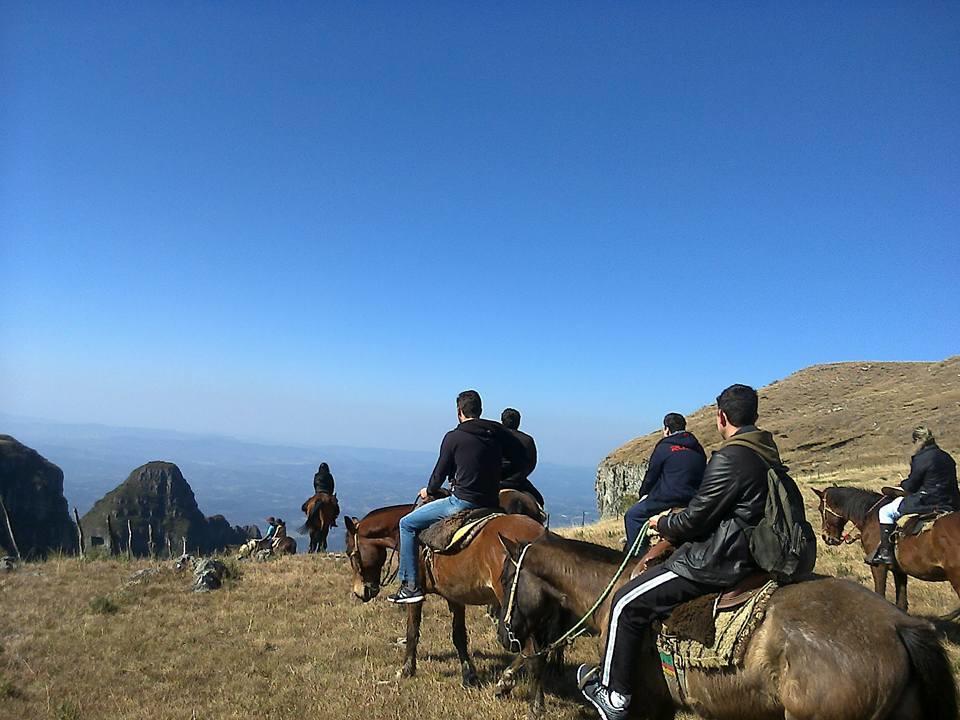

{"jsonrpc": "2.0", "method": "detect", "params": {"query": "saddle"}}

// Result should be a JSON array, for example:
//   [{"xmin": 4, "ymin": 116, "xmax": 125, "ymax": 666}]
[
  {"xmin": 419, "ymin": 508, "xmax": 503, "ymax": 553},
  {"xmin": 895, "ymin": 511, "xmax": 950, "ymax": 538}
]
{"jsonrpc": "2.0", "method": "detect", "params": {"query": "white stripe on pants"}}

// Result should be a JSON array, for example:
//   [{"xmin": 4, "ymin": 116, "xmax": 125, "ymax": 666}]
[{"xmin": 601, "ymin": 569, "xmax": 679, "ymax": 687}]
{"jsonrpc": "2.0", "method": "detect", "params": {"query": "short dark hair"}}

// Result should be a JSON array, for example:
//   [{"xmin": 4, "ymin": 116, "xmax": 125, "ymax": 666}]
[
  {"xmin": 501, "ymin": 408, "xmax": 521, "ymax": 430},
  {"xmin": 457, "ymin": 390, "xmax": 482, "ymax": 419},
  {"xmin": 663, "ymin": 413, "xmax": 686, "ymax": 433},
  {"xmin": 716, "ymin": 384, "xmax": 759, "ymax": 426}
]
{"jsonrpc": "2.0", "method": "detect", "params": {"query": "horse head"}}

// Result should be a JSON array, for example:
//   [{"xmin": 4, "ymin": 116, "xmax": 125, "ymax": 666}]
[
  {"xmin": 812, "ymin": 486, "xmax": 846, "ymax": 546},
  {"xmin": 344, "ymin": 515, "xmax": 396, "ymax": 602},
  {"xmin": 496, "ymin": 535, "xmax": 568, "ymax": 654}
]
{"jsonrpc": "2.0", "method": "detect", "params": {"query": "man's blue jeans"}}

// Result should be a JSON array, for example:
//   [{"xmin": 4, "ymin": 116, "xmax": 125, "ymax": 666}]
[
  {"xmin": 624, "ymin": 497, "xmax": 672, "ymax": 551},
  {"xmin": 398, "ymin": 495, "xmax": 480, "ymax": 586}
]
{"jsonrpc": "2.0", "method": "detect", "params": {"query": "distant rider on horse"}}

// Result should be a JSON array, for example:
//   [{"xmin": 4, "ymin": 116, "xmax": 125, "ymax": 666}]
[
  {"xmin": 869, "ymin": 426, "xmax": 959, "ymax": 566},
  {"xmin": 577, "ymin": 384, "xmax": 801, "ymax": 720},
  {"xmin": 387, "ymin": 389, "xmax": 527, "ymax": 604},
  {"xmin": 312, "ymin": 462, "xmax": 338, "ymax": 526},
  {"xmin": 499, "ymin": 407, "xmax": 544, "ymax": 507}
]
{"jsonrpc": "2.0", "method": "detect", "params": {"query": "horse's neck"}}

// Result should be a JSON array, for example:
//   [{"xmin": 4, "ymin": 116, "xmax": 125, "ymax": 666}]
[
  {"xmin": 363, "ymin": 505, "xmax": 413, "ymax": 546},
  {"xmin": 839, "ymin": 491, "xmax": 884, "ymax": 530},
  {"xmin": 528, "ymin": 546, "xmax": 634, "ymax": 622}
]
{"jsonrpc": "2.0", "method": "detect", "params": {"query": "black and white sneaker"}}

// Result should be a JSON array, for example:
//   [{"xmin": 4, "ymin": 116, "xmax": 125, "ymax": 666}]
[
  {"xmin": 577, "ymin": 664, "xmax": 629, "ymax": 720},
  {"xmin": 386, "ymin": 583, "xmax": 425, "ymax": 604}
]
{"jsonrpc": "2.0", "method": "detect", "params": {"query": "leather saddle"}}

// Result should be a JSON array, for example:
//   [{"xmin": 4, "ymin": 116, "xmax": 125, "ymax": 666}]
[
  {"xmin": 419, "ymin": 508, "xmax": 502, "ymax": 552},
  {"xmin": 896, "ymin": 511, "xmax": 949, "ymax": 537}
]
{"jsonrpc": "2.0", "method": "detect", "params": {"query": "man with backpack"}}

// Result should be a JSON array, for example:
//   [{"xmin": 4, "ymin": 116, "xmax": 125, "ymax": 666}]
[{"xmin": 577, "ymin": 384, "xmax": 815, "ymax": 720}]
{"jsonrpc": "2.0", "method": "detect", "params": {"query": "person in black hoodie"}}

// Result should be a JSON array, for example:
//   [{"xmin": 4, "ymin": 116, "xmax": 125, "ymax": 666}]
[
  {"xmin": 313, "ymin": 463, "xmax": 335, "ymax": 495},
  {"xmin": 623, "ymin": 413, "xmax": 706, "ymax": 554},
  {"xmin": 499, "ymin": 407, "xmax": 544, "ymax": 507},
  {"xmin": 870, "ymin": 426, "xmax": 958, "ymax": 565},
  {"xmin": 387, "ymin": 389, "xmax": 527, "ymax": 604},
  {"xmin": 578, "ymin": 385, "xmax": 783, "ymax": 720}
]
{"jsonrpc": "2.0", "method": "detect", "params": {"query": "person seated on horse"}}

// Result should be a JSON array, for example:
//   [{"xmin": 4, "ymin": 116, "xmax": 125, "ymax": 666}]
[
  {"xmin": 623, "ymin": 412, "xmax": 706, "ymax": 557},
  {"xmin": 387, "ymin": 389, "xmax": 527, "ymax": 604},
  {"xmin": 578, "ymin": 384, "xmax": 785, "ymax": 720},
  {"xmin": 312, "ymin": 462, "xmax": 338, "ymax": 526},
  {"xmin": 870, "ymin": 426, "xmax": 959, "ymax": 566},
  {"xmin": 499, "ymin": 407, "xmax": 545, "ymax": 507},
  {"xmin": 257, "ymin": 516, "xmax": 278, "ymax": 550}
]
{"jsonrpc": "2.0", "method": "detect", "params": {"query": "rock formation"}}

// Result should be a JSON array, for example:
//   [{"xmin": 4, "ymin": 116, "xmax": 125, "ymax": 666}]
[
  {"xmin": 81, "ymin": 461, "xmax": 256, "ymax": 556},
  {"xmin": 0, "ymin": 435, "xmax": 77, "ymax": 557}
]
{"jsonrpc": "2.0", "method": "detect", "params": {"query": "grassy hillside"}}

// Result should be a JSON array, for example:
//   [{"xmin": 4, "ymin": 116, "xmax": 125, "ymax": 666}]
[
  {"xmin": 605, "ymin": 356, "xmax": 960, "ymax": 477},
  {"xmin": 2, "ymin": 465, "xmax": 959, "ymax": 720}
]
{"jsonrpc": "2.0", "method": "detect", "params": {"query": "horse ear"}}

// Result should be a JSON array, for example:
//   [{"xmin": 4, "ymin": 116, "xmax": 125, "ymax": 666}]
[
  {"xmin": 812, "ymin": 487, "xmax": 824, "ymax": 499},
  {"xmin": 344, "ymin": 516, "xmax": 357, "ymax": 533},
  {"xmin": 498, "ymin": 533, "xmax": 521, "ymax": 561}
]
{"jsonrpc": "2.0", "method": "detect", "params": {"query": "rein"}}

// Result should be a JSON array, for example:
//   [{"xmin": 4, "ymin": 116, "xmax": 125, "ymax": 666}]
[{"xmin": 502, "ymin": 521, "xmax": 650, "ymax": 658}]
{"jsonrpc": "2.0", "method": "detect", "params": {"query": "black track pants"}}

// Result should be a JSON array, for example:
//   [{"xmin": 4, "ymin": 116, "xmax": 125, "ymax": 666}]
[{"xmin": 600, "ymin": 564, "xmax": 718, "ymax": 694}]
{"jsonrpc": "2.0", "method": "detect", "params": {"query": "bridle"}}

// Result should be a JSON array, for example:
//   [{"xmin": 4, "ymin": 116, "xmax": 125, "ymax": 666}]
[
  {"xmin": 347, "ymin": 525, "xmax": 399, "ymax": 591},
  {"xmin": 818, "ymin": 492, "xmax": 886, "ymax": 546}
]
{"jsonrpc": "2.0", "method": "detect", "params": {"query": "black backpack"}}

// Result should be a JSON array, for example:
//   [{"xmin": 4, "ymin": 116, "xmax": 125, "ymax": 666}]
[{"xmin": 726, "ymin": 440, "xmax": 817, "ymax": 581}]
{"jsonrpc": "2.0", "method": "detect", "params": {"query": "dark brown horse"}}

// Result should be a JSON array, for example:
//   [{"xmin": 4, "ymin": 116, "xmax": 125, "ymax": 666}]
[
  {"xmin": 499, "ymin": 488, "xmax": 547, "ymax": 524},
  {"xmin": 813, "ymin": 485, "xmax": 960, "ymax": 618},
  {"xmin": 497, "ymin": 532, "xmax": 957, "ymax": 720},
  {"xmin": 299, "ymin": 492, "xmax": 340, "ymax": 553},
  {"xmin": 344, "ymin": 504, "xmax": 545, "ymax": 688}
]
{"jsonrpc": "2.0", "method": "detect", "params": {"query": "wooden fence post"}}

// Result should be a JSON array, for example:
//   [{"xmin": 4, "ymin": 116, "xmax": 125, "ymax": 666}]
[
  {"xmin": 147, "ymin": 524, "xmax": 155, "ymax": 559},
  {"xmin": 106, "ymin": 515, "xmax": 118, "ymax": 556},
  {"xmin": 74, "ymin": 508, "xmax": 85, "ymax": 559},
  {"xmin": 0, "ymin": 495, "xmax": 22, "ymax": 562},
  {"xmin": 126, "ymin": 519, "xmax": 133, "ymax": 560}
]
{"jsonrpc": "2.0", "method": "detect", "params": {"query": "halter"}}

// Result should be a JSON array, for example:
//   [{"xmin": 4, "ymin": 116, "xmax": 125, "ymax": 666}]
[
  {"xmin": 501, "ymin": 521, "xmax": 650, "ymax": 659},
  {"xmin": 818, "ymin": 492, "xmax": 886, "ymax": 545},
  {"xmin": 348, "ymin": 525, "xmax": 399, "ymax": 589}
]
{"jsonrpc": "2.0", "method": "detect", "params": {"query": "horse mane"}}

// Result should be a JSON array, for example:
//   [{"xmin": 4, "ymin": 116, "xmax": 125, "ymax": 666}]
[
  {"xmin": 359, "ymin": 504, "xmax": 414, "ymax": 537},
  {"xmin": 539, "ymin": 532, "xmax": 624, "ymax": 566},
  {"xmin": 828, "ymin": 486, "xmax": 885, "ymax": 525}
]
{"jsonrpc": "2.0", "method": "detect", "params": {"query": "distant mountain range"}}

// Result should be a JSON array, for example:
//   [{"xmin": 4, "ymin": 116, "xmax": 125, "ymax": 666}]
[{"xmin": 0, "ymin": 414, "xmax": 598, "ymax": 550}]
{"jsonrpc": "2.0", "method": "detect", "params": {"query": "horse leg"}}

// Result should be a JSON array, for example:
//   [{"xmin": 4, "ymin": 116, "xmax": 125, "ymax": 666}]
[
  {"xmin": 524, "ymin": 643, "xmax": 547, "ymax": 720},
  {"xmin": 448, "ymin": 600, "xmax": 479, "ymax": 687},
  {"xmin": 398, "ymin": 602, "xmax": 422, "ymax": 679},
  {"xmin": 494, "ymin": 652, "xmax": 525, "ymax": 698},
  {"xmin": 892, "ymin": 567, "xmax": 909, "ymax": 613},
  {"xmin": 870, "ymin": 564, "xmax": 888, "ymax": 599},
  {"xmin": 320, "ymin": 525, "xmax": 328, "ymax": 552}
]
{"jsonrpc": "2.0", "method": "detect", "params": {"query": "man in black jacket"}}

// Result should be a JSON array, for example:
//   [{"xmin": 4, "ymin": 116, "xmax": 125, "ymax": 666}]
[
  {"xmin": 499, "ymin": 407, "xmax": 544, "ymax": 507},
  {"xmin": 387, "ymin": 389, "xmax": 527, "ymax": 604},
  {"xmin": 578, "ymin": 384, "xmax": 783, "ymax": 720},
  {"xmin": 623, "ymin": 413, "xmax": 706, "ymax": 554},
  {"xmin": 870, "ymin": 426, "xmax": 959, "ymax": 565}
]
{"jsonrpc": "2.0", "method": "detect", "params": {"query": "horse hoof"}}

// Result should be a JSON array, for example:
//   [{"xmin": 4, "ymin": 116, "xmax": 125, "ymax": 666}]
[
  {"xmin": 461, "ymin": 673, "xmax": 480, "ymax": 689},
  {"xmin": 397, "ymin": 664, "xmax": 415, "ymax": 680},
  {"xmin": 494, "ymin": 682, "xmax": 514, "ymax": 698}
]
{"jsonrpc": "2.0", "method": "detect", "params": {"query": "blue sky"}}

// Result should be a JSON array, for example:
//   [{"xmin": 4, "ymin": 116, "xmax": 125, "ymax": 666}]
[{"xmin": 2, "ymin": 2, "xmax": 958, "ymax": 466}]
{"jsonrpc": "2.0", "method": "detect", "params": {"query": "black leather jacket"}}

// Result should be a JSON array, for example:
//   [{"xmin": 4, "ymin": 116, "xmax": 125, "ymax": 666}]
[
  {"xmin": 900, "ymin": 443, "xmax": 959, "ymax": 514},
  {"xmin": 658, "ymin": 427, "xmax": 773, "ymax": 587}
]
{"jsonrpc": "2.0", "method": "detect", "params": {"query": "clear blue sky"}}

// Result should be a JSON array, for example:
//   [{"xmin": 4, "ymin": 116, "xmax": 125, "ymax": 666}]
[{"xmin": 2, "ymin": 3, "xmax": 958, "ymax": 466}]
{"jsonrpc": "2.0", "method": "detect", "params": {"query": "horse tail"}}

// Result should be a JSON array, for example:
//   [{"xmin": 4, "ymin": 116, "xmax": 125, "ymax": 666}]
[
  {"xmin": 298, "ymin": 498, "xmax": 324, "ymax": 535},
  {"xmin": 896, "ymin": 622, "xmax": 958, "ymax": 719}
]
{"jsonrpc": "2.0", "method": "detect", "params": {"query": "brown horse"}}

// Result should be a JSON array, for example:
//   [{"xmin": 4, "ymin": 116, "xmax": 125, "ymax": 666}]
[
  {"xmin": 499, "ymin": 488, "xmax": 547, "ymax": 524},
  {"xmin": 497, "ymin": 532, "xmax": 957, "ymax": 720},
  {"xmin": 344, "ymin": 504, "xmax": 545, "ymax": 688},
  {"xmin": 299, "ymin": 492, "xmax": 340, "ymax": 553},
  {"xmin": 813, "ymin": 485, "xmax": 960, "ymax": 618}
]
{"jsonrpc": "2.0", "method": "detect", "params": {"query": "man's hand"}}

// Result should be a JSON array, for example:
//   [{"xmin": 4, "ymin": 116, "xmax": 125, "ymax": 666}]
[
  {"xmin": 647, "ymin": 510, "xmax": 670, "ymax": 529},
  {"xmin": 419, "ymin": 487, "xmax": 429, "ymax": 500}
]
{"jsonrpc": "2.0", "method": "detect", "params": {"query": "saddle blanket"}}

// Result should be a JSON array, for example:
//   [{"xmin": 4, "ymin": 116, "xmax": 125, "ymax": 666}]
[
  {"xmin": 420, "ymin": 508, "xmax": 503, "ymax": 553},
  {"xmin": 656, "ymin": 578, "xmax": 777, "ymax": 703}
]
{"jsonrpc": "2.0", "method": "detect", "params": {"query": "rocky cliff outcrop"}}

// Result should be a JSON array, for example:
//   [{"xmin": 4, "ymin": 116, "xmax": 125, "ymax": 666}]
[
  {"xmin": 595, "ymin": 458, "xmax": 647, "ymax": 519},
  {"xmin": 81, "ymin": 462, "xmax": 255, "ymax": 556},
  {"xmin": 595, "ymin": 357, "xmax": 960, "ymax": 518},
  {"xmin": 0, "ymin": 435, "xmax": 77, "ymax": 557}
]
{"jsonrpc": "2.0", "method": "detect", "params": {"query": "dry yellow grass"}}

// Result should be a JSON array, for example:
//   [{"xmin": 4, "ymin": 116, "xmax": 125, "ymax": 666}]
[{"xmin": 1, "ymin": 467, "xmax": 959, "ymax": 720}]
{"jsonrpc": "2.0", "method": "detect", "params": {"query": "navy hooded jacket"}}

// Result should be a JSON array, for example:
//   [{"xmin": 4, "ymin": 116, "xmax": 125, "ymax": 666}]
[{"xmin": 637, "ymin": 431, "xmax": 707, "ymax": 507}]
